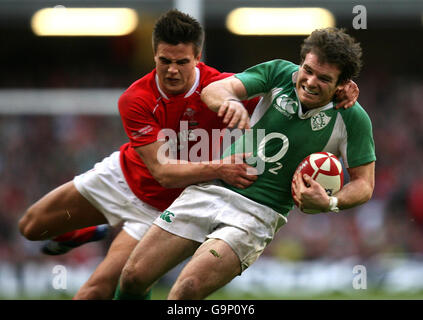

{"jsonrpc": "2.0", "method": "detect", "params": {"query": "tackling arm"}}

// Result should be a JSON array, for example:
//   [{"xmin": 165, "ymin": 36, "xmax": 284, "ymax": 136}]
[{"xmin": 135, "ymin": 141, "xmax": 257, "ymax": 189}]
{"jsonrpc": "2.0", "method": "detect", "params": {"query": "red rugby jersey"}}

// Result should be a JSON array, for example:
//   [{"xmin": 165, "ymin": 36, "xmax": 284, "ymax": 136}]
[{"xmin": 118, "ymin": 62, "xmax": 256, "ymax": 211}]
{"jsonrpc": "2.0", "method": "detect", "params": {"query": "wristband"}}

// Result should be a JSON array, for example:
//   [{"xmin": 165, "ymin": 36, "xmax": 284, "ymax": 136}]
[
  {"xmin": 328, "ymin": 196, "xmax": 340, "ymax": 213},
  {"xmin": 225, "ymin": 98, "xmax": 243, "ymax": 103}
]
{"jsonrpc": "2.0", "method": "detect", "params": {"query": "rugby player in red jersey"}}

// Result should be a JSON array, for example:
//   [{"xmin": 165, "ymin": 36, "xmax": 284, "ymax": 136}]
[{"xmin": 19, "ymin": 9, "xmax": 257, "ymax": 300}]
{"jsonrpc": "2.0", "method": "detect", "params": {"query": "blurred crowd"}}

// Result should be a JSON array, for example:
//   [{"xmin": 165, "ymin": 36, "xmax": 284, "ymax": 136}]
[
  {"xmin": 0, "ymin": 114, "xmax": 126, "ymax": 265},
  {"xmin": 1, "ymin": 66, "xmax": 423, "ymax": 270}
]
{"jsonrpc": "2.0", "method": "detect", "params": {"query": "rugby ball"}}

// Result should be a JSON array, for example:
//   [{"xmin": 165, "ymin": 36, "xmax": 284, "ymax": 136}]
[{"xmin": 292, "ymin": 152, "xmax": 344, "ymax": 213}]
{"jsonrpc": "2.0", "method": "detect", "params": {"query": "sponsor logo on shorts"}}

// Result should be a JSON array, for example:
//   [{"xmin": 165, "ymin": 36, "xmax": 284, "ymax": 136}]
[{"xmin": 160, "ymin": 210, "xmax": 175, "ymax": 223}]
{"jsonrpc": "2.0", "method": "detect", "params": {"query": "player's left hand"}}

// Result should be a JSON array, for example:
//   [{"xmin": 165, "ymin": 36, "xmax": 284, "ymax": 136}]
[
  {"xmin": 292, "ymin": 172, "xmax": 330, "ymax": 213},
  {"xmin": 334, "ymin": 80, "xmax": 359, "ymax": 109}
]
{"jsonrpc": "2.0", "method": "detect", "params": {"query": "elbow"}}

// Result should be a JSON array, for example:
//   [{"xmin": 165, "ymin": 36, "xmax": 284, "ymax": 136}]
[
  {"xmin": 361, "ymin": 181, "xmax": 375, "ymax": 204},
  {"xmin": 157, "ymin": 177, "xmax": 175, "ymax": 189},
  {"xmin": 366, "ymin": 175, "xmax": 375, "ymax": 201},
  {"xmin": 201, "ymin": 83, "xmax": 213, "ymax": 102},
  {"xmin": 151, "ymin": 171, "xmax": 171, "ymax": 188},
  {"xmin": 200, "ymin": 87, "xmax": 207, "ymax": 103},
  {"xmin": 366, "ymin": 184, "xmax": 374, "ymax": 202},
  {"xmin": 362, "ymin": 191, "xmax": 373, "ymax": 204},
  {"xmin": 150, "ymin": 167, "xmax": 176, "ymax": 189}
]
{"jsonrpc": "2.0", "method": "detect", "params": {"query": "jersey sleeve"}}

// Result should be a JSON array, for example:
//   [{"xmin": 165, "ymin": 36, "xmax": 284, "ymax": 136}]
[
  {"xmin": 204, "ymin": 72, "xmax": 233, "ymax": 87},
  {"xmin": 118, "ymin": 91, "xmax": 161, "ymax": 148},
  {"xmin": 205, "ymin": 71, "xmax": 259, "ymax": 114},
  {"xmin": 235, "ymin": 59, "xmax": 298, "ymax": 98},
  {"xmin": 343, "ymin": 104, "xmax": 376, "ymax": 168}
]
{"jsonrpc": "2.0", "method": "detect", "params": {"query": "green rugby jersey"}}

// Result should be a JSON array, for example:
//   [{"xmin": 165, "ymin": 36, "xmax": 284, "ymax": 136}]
[{"xmin": 222, "ymin": 59, "xmax": 376, "ymax": 216}]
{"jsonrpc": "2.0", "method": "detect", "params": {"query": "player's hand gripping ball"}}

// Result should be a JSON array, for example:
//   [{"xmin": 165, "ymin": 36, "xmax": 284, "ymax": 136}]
[{"xmin": 292, "ymin": 152, "xmax": 344, "ymax": 213}]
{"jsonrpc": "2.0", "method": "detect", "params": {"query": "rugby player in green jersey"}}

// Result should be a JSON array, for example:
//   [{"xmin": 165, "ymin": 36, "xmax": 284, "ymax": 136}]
[{"xmin": 115, "ymin": 28, "xmax": 375, "ymax": 300}]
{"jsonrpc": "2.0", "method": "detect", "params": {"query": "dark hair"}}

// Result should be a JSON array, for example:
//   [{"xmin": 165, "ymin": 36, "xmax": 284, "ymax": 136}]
[
  {"xmin": 152, "ymin": 9, "xmax": 204, "ymax": 57},
  {"xmin": 300, "ymin": 28, "xmax": 362, "ymax": 84}
]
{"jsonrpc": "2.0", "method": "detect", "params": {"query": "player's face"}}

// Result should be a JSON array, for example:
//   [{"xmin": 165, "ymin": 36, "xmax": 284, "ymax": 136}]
[
  {"xmin": 154, "ymin": 42, "xmax": 201, "ymax": 96},
  {"xmin": 296, "ymin": 52, "xmax": 342, "ymax": 110}
]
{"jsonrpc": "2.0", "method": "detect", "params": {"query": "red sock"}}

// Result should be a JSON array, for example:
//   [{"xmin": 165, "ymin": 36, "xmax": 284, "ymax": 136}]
[{"xmin": 53, "ymin": 226, "xmax": 98, "ymax": 243}]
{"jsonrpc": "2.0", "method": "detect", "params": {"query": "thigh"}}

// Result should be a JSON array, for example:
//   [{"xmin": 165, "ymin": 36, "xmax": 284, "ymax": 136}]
[
  {"xmin": 168, "ymin": 238, "xmax": 241, "ymax": 299},
  {"xmin": 74, "ymin": 229, "xmax": 138, "ymax": 299},
  {"xmin": 24, "ymin": 181, "xmax": 108, "ymax": 239},
  {"xmin": 123, "ymin": 225, "xmax": 200, "ymax": 285}
]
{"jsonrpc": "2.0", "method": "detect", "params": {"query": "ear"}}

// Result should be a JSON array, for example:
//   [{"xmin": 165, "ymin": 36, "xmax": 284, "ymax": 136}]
[
  {"xmin": 153, "ymin": 53, "xmax": 159, "ymax": 65},
  {"xmin": 195, "ymin": 52, "xmax": 202, "ymax": 65}
]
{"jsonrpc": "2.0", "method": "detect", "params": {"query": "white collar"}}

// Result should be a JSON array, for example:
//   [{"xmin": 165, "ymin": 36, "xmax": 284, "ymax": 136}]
[{"xmin": 155, "ymin": 67, "xmax": 200, "ymax": 100}]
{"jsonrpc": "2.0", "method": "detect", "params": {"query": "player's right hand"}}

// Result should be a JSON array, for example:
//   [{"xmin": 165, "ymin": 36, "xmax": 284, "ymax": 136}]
[
  {"xmin": 292, "ymin": 171, "xmax": 329, "ymax": 213},
  {"xmin": 218, "ymin": 100, "xmax": 251, "ymax": 130},
  {"xmin": 218, "ymin": 153, "xmax": 258, "ymax": 189}
]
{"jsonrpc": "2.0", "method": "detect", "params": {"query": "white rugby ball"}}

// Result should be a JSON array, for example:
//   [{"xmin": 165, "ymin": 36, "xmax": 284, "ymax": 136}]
[{"xmin": 292, "ymin": 152, "xmax": 344, "ymax": 213}]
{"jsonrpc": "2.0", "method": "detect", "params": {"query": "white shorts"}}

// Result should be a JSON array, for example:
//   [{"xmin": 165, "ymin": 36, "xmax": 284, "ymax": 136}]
[
  {"xmin": 153, "ymin": 182, "xmax": 288, "ymax": 272},
  {"xmin": 73, "ymin": 151, "xmax": 161, "ymax": 240}
]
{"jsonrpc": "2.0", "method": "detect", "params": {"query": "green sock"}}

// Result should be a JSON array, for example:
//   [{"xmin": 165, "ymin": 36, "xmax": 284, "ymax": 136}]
[{"xmin": 114, "ymin": 282, "xmax": 152, "ymax": 300}]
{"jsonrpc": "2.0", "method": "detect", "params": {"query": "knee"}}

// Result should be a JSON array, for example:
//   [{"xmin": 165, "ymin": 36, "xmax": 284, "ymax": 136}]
[
  {"xmin": 18, "ymin": 206, "xmax": 44, "ymax": 241},
  {"xmin": 168, "ymin": 276, "xmax": 202, "ymax": 300},
  {"xmin": 119, "ymin": 264, "xmax": 150, "ymax": 296},
  {"xmin": 74, "ymin": 284, "xmax": 113, "ymax": 300}
]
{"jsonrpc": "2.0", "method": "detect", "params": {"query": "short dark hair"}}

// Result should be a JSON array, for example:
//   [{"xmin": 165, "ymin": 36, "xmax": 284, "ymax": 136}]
[
  {"xmin": 300, "ymin": 28, "xmax": 362, "ymax": 84},
  {"xmin": 152, "ymin": 9, "xmax": 204, "ymax": 57}
]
